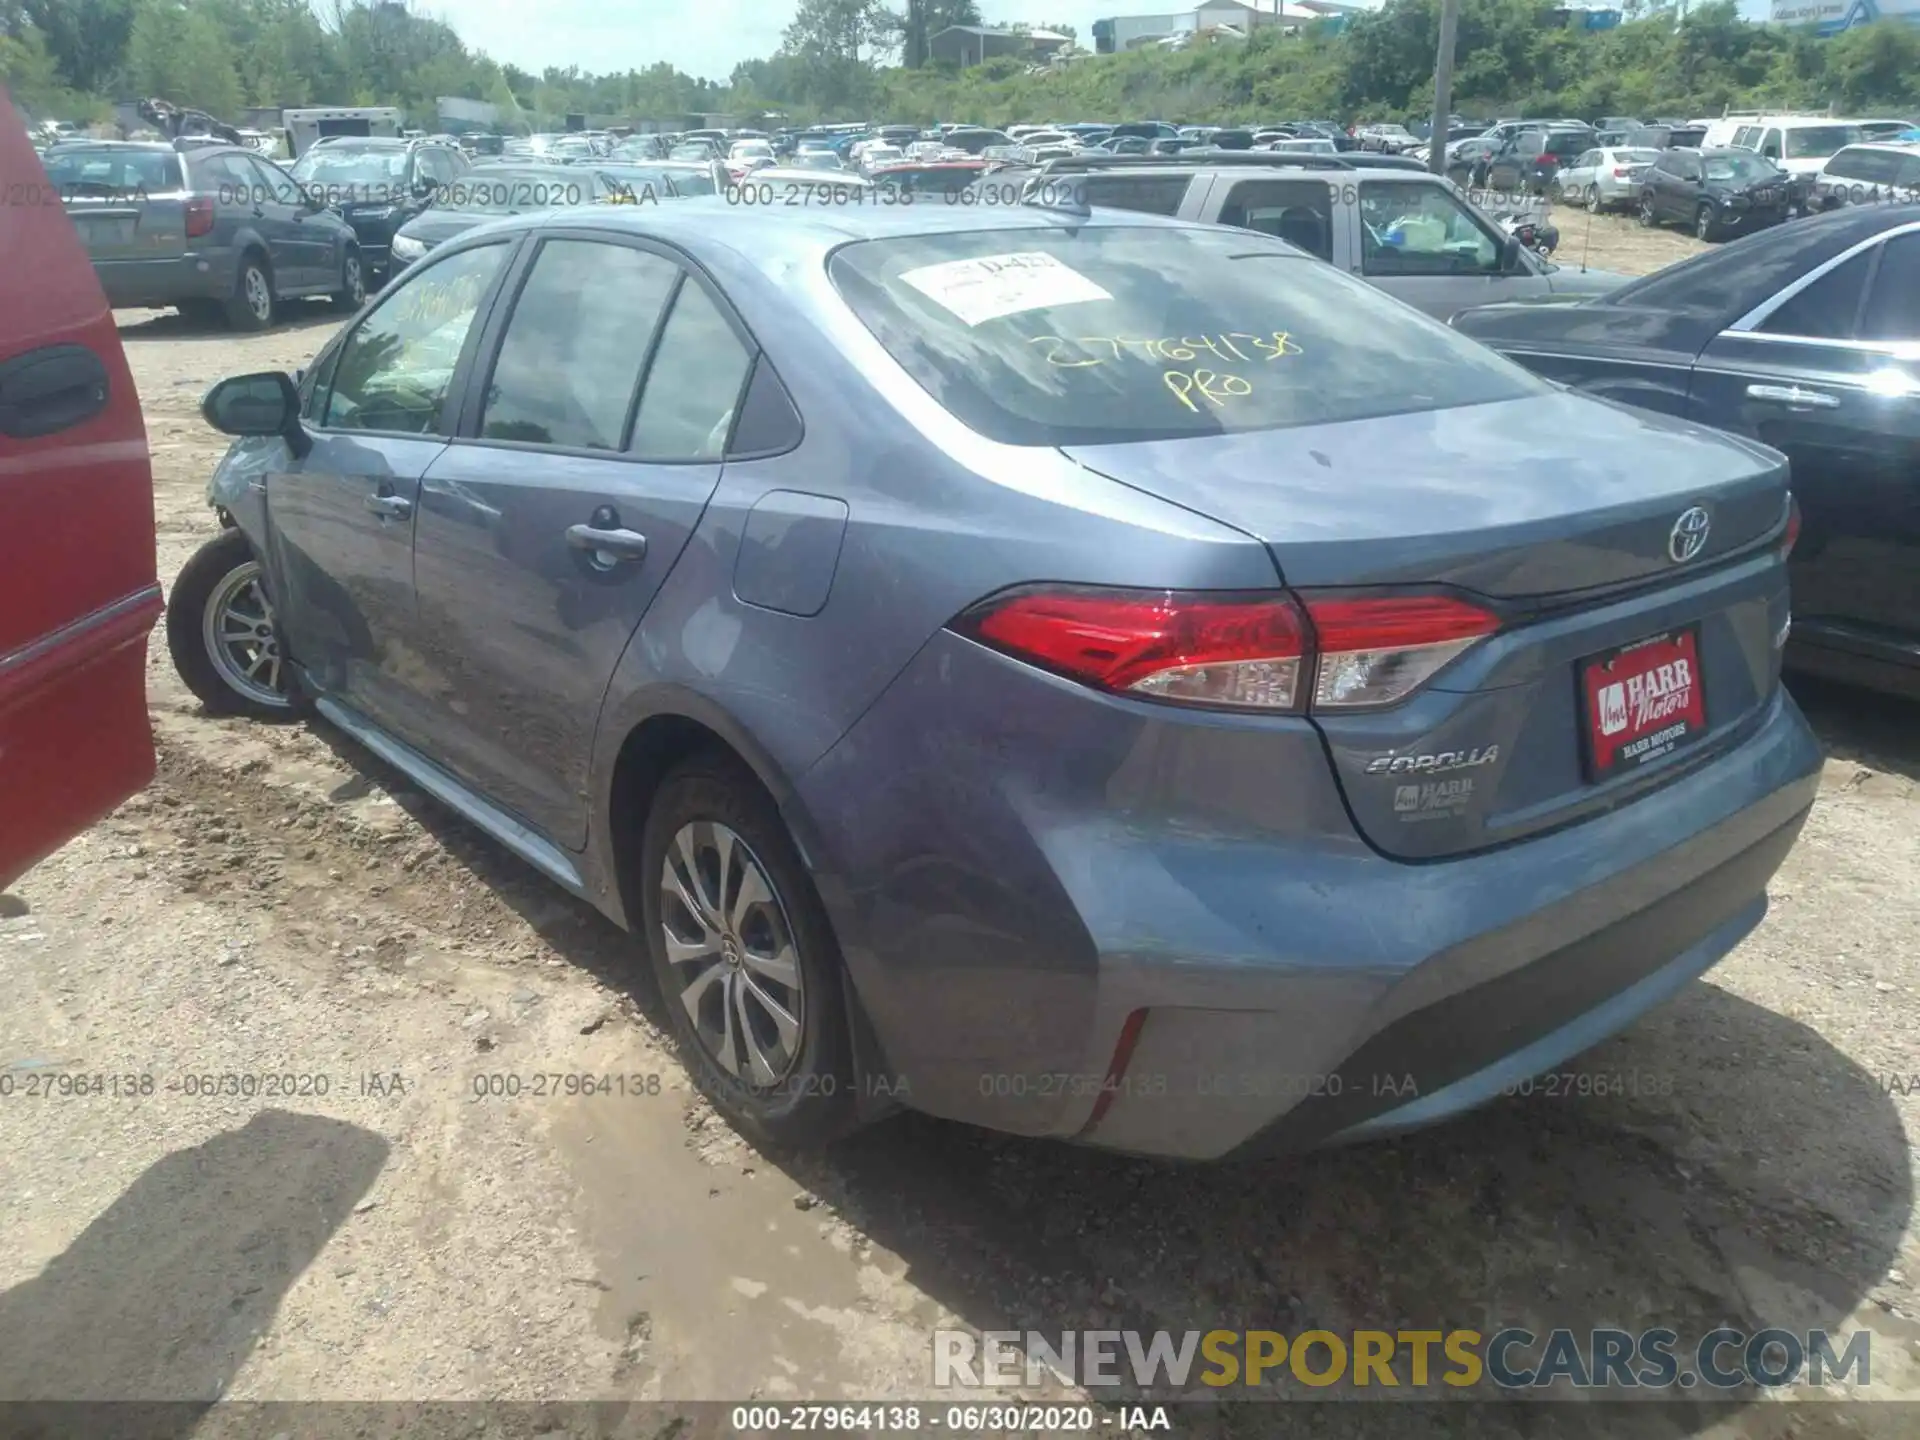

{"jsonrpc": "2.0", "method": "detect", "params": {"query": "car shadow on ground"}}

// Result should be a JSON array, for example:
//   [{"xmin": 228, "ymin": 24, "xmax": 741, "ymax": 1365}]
[
  {"xmin": 114, "ymin": 307, "xmax": 344, "ymax": 345},
  {"xmin": 1788, "ymin": 675, "xmax": 1920, "ymax": 784},
  {"xmin": 291, "ymin": 704, "xmax": 1912, "ymax": 1437},
  {"xmin": 0, "ymin": 1110, "xmax": 386, "ymax": 1430}
]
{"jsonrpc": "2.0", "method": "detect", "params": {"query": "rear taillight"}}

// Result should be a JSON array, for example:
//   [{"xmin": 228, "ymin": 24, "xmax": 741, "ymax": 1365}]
[
  {"xmin": 1306, "ymin": 594, "xmax": 1501, "ymax": 708},
  {"xmin": 185, "ymin": 195, "xmax": 214, "ymax": 238},
  {"xmin": 1612, "ymin": 166, "xmax": 1630, "ymax": 177},
  {"xmin": 956, "ymin": 586, "xmax": 1500, "ymax": 714},
  {"xmin": 1782, "ymin": 494, "xmax": 1802, "ymax": 557}
]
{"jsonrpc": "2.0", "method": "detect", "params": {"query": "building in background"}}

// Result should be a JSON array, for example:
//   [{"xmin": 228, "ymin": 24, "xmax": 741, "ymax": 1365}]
[
  {"xmin": 929, "ymin": 25, "xmax": 1075, "ymax": 65},
  {"xmin": 1091, "ymin": 1, "xmax": 1360, "ymax": 52},
  {"xmin": 1769, "ymin": 0, "xmax": 1920, "ymax": 31}
]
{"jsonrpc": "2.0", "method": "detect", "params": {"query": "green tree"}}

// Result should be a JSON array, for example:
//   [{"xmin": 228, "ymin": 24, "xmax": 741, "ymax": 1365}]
[{"xmin": 16, "ymin": 0, "xmax": 136, "ymax": 95}]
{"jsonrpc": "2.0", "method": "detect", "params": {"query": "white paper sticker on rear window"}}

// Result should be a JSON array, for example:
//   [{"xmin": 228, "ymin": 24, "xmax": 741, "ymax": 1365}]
[{"xmin": 896, "ymin": 251, "xmax": 1112, "ymax": 326}]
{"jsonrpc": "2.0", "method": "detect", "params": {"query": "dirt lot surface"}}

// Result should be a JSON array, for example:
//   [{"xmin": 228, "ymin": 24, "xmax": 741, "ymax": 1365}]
[{"xmin": 3, "ymin": 216, "xmax": 1919, "ymax": 1437}]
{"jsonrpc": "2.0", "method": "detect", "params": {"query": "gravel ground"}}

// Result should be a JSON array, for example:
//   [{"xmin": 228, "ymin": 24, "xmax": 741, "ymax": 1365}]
[{"xmin": 2, "ymin": 216, "xmax": 1918, "ymax": 1436}]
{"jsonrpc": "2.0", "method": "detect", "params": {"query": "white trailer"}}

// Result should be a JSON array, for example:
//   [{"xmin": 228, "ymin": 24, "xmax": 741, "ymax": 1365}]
[{"xmin": 283, "ymin": 107, "xmax": 402, "ymax": 158}]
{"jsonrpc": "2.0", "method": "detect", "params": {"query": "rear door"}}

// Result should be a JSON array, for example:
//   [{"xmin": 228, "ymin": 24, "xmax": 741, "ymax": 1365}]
[
  {"xmin": 408, "ymin": 232, "xmax": 752, "ymax": 846},
  {"xmin": 0, "ymin": 100, "xmax": 161, "ymax": 889}
]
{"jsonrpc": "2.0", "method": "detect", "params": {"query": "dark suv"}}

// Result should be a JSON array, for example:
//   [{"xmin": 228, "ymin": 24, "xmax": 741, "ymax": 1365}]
[
  {"xmin": 289, "ymin": 136, "xmax": 469, "ymax": 282},
  {"xmin": 1476, "ymin": 125, "xmax": 1597, "ymax": 192}
]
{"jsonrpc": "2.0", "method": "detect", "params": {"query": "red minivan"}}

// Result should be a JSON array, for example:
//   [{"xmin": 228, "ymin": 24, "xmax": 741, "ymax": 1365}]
[{"xmin": 0, "ymin": 90, "xmax": 161, "ymax": 890}]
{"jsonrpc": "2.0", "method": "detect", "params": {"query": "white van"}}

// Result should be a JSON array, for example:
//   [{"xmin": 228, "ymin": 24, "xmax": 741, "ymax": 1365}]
[{"xmin": 1722, "ymin": 116, "xmax": 1861, "ymax": 179}]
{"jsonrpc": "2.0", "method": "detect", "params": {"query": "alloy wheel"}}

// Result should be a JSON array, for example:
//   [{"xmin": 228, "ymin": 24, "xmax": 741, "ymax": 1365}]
[
  {"xmin": 343, "ymin": 253, "xmax": 364, "ymax": 306},
  {"xmin": 660, "ymin": 821, "xmax": 805, "ymax": 1088},
  {"xmin": 245, "ymin": 266, "xmax": 272, "ymax": 322},
  {"xmin": 201, "ymin": 560, "xmax": 290, "ymax": 708}
]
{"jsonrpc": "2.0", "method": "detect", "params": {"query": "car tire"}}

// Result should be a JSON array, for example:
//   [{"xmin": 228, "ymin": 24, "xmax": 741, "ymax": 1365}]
[
  {"xmin": 1586, "ymin": 185, "xmax": 1604, "ymax": 213},
  {"xmin": 640, "ymin": 756, "xmax": 861, "ymax": 1150},
  {"xmin": 224, "ymin": 252, "xmax": 275, "ymax": 331},
  {"xmin": 1638, "ymin": 196, "xmax": 1657, "ymax": 228},
  {"xmin": 166, "ymin": 528, "xmax": 301, "ymax": 720},
  {"xmin": 1695, "ymin": 203, "xmax": 1717, "ymax": 241},
  {"xmin": 331, "ymin": 249, "xmax": 366, "ymax": 313}
]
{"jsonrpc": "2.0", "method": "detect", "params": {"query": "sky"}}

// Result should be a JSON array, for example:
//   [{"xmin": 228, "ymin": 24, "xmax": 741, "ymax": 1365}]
[{"xmin": 417, "ymin": 0, "xmax": 1777, "ymax": 85}]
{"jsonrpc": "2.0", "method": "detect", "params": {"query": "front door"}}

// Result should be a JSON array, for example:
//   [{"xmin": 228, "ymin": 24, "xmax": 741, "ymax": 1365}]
[
  {"xmin": 1355, "ymin": 178, "xmax": 1529, "ymax": 319},
  {"xmin": 245, "ymin": 153, "xmax": 332, "ymax": 290},
  {"xmin": 264, "ymin": 240, "xmax": 513, "ymax": 740},
  {"xmin": 1691, "ymin": 233, "xmax": 1920, "ymax": 655},
  {"xmin": 408, "ymin": 233, "xmax": 754, "ymax": 846}
]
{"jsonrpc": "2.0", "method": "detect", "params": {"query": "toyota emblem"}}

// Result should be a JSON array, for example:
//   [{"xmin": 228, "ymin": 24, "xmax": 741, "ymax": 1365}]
[{"xmin": 1669, "ymin": 506, "xmax": 1711, "ymax": 564}]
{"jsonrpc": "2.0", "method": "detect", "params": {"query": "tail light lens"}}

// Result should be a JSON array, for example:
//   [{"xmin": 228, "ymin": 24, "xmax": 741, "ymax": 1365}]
[
  {"xmin": 1612, "ymin": 166, "xmax": 1630, "ymax": 177},
  {"xmin": 956, "ymin": 586, "xmax": 1500, "ymax": 714},
  {"xmin": 1307, "ymin": 595, "xmax": 1501, "ymax": 708},
  {"xmin": 1782, "ymin": 493, "xmax": 1802, "ymax": 557},
  {"xmin": 185, "ymin": 194, "xmax": 214, "ymax": 237}
]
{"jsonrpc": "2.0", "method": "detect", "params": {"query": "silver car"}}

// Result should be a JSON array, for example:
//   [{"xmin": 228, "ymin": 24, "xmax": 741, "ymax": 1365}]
[{"xmin": 1555, "ymin": 146, "xmax": 1662, "ymax": 212}]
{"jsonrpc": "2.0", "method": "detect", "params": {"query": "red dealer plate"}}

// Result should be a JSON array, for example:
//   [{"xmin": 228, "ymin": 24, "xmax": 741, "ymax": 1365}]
[{"xmin": 1579, "ymin": 626, "xmax": 1708, "ymax": 782}]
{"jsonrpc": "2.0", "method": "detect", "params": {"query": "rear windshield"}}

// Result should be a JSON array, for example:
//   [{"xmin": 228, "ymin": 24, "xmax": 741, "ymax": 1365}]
[
  {"xmin": 42, "ymin": 147, "xmax": 182, "ymax": 194},
  {"xmin": 828, "ymin": 226, "xmax": 1543, "ymax": 446}
]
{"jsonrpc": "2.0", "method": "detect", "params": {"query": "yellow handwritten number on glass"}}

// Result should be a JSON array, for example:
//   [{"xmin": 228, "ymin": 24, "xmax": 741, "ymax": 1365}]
[{"xmin": 1163, "ymin": 369, "xmax": 1253, "ymax": 413}]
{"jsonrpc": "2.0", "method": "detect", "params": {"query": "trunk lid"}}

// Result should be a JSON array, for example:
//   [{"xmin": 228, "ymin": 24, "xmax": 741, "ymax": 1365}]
[{"xmin": 1062, "ymin": 392, "xmax": 1791, "ymax": 860}]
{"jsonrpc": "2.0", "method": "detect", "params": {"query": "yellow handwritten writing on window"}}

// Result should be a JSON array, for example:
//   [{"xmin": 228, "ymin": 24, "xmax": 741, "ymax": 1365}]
[
  {"xmin": 1163, "ymin": 369, "xmax": 1253, "ymax": 413},
  {"xmin": 1030, "ymin": 333, "xmax": 1303, "ymax": 368}
]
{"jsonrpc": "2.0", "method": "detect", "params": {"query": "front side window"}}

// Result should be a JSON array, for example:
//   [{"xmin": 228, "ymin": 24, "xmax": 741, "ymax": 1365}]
[
  {"xmin": 321, "ymin": 242, "xmax": 507, "ymax": 434},
  {"xmin": 1760, "ymin": 130, "xmax": 1783, "ymax": 160},
  {"xmin": 246, "ymin": 155, "xmax": 302, "ymax": 206},
  {"xmin": 1704, "ymin": 152, "xmax": 1780, "ymax": 183},
  {"xmin": 828, "ymin": 225, "xmax": 1543, "ymax": 448},
  {"xmin": 1784, "ymin": 125, "xmax": 1860, "ymax": 161},
  {"xmin": 480, "ymin": 240, "xmax": 679, "ymax": 450},
  {"xmin": 1359, "ymin": 182, "xmax": 1500, "ymax": 276}
]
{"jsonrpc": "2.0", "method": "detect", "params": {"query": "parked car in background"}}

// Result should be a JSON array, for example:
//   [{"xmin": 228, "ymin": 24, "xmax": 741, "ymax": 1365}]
[
  {"xmin": 1625, "ymin": 123, "xmax": 1708, "ymax": 151},
  {"xmin": 1813, "ymin": 142, "xmax": 1920, "ymax": 210},
  {"xmin": 1554, "ymin": 146, "xmax": 1661, "ymax": 211},
  {"xmin": 289, "ymin": 135, "xmax": 468, "ymax": 283},
  {"xmin": 45, "ymin": 139, "xmax": 365, "ymax": 327},
  {"xmin": 1032, "ymin": 154, "xmax": 1628, "ymax": 320},
  {"xmin": 1451, "ymin": 204, "xmax": 1920, "ymax": 699},
  {"xmin": 1637, "ymin": 147, "xmax": 1791, "ymax": 241},
  {"xmin": 790, "ymin": 149, "xmax": 848, "ymax": 171},
  {"xmin": 386, "ymin": 163, "xmax": 606, "ymax": 269},
  {"xmin": 176, "ymin": 199, "xmax": 1817, "ymax": 1159},
  {"xmin": 1358, "ymin": 123, "xmax": 1417, "ymax": 153},
  {"xmin": 942, "ymin": 128, "xmax": 1016, "ymax": 155},
  {"xmin": 1475, "ymin": 125, "xmax": 1597, "ymax": 192},
  {"xmin": 0, "ymin": 98, "xmax": 162, "ymax": 889},
  {"xmin": 1718, "ymin": 118, "xmax": 1861, "ymax": 211}
]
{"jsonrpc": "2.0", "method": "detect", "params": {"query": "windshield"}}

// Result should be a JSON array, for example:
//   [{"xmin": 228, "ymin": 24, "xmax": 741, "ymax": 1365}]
[
  {"xmin": 41, "ymin": 147, "xmax": 181, "ymax": 193},
  {"xmin": 434, "ymin": 169, "xmax": 589, "ymax": 213},
  {"xmin": 292, "ymin": 148, "xmax": 407, "ymax": 186},
  {"xmin": 873, "ymin": 167, "xmax": 983, "ymax": 195},
  {"xmin": 1784, "ymin": 125, "xmax": 1860, "ymax": 160},
  {"xmin": 828, "ymin": 226, "xmax": 1542, "ymax": 447},
  {"xmin": 1704, "ymin": 152, "xmax": 1780, "ymax": 182}
]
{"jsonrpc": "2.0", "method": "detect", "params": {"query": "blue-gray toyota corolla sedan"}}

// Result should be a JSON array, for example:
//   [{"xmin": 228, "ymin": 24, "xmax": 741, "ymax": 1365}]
[{"xmin": 177, "ymin": 199, "xmax": 1821, "ymax": 1161}]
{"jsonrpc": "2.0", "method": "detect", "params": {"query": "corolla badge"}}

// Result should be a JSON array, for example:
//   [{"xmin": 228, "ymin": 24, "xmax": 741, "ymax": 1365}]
[{"xmin": 1669, "ymin": 506, "xmax": 1711, "ymax": 564}]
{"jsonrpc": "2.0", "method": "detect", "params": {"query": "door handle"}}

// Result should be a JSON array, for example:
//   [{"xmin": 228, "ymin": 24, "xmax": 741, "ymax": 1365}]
[
  {"xmin": 1746, "ymin": 383, "xmax": 1840, "ymax": 410},
  {"xmin": 365, "ymin": 492, "xmax": 413, "ymax": 519},
  {"xmin": 566, "ymin": 524, "xmax": 648, "ymax": 562}
]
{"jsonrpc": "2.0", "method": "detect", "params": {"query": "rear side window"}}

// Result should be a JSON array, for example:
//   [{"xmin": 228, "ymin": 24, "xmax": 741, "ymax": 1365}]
[
  {"xmin": 1861, "ymin": 233, "xmax": 1920, "ymax": 342},
  {"xmin": 629, "ymin": 282, "xmax": 755, "ymax": 461},
  {"xmin": 827, "ymin": 225, "xmax": 1542, "ymax": 447},
  {"xmin": 42, "ymin": 147, "xmax": 182, "ymax": 195},
  {"xmin": 1828, "ymin": 148, "xmax": 1895, "ymax": 184},
  {"xmin": 1080, "ymin": 174, "xmax": 1190, "ymax": 216},
  {"xmin": 1218, "ymin": 179, "xmax": 1334, "ymax": 261},
  {"xmin": 1759, "ymin": 249, "xmax": 1871, "ymax": 340},
  {"xmin": 480, "ymin": 240, "xmax": 679, "ymax": 450}
]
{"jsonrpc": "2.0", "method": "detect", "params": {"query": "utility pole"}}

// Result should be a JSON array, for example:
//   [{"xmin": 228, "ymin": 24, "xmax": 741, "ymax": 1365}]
[{"xmin": 1429, "ymin": 0, "xmax": 1459, "ymax": 175}]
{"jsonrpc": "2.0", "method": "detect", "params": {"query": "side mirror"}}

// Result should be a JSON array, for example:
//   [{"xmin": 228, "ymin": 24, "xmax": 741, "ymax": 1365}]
[
  {"xmin": 202, "ymin": 371, "xmax": 310, "ymax": 457},
  {"xmin": 1500, "ymin": 235, "xmax": 1524, "ymax": 272}
]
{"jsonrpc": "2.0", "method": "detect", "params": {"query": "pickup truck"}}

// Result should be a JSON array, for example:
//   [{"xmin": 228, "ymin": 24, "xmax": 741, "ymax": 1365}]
[{"xmin": 1023, "ymin": 156, "xmax": 1631, "ymax": 321}]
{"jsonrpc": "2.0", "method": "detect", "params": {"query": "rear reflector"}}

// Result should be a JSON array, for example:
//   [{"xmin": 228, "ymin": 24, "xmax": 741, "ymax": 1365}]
[
  {"xmin": 185, "ymin": 195, "xmax": 215, "ymax": 238},
  {"xmin": 957, "ymin": 586, "xmax": 1500, "ymax": 713}
]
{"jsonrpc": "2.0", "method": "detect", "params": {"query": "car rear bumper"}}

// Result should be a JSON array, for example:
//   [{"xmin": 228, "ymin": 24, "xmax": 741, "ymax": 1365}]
[
  {"xmin": 796, "ymin": 633, "xmax": 1822, "ymax": 1160},
  {"xmin": 93, "ymin": 253, "xmax": 234, "ymax": 307}
]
